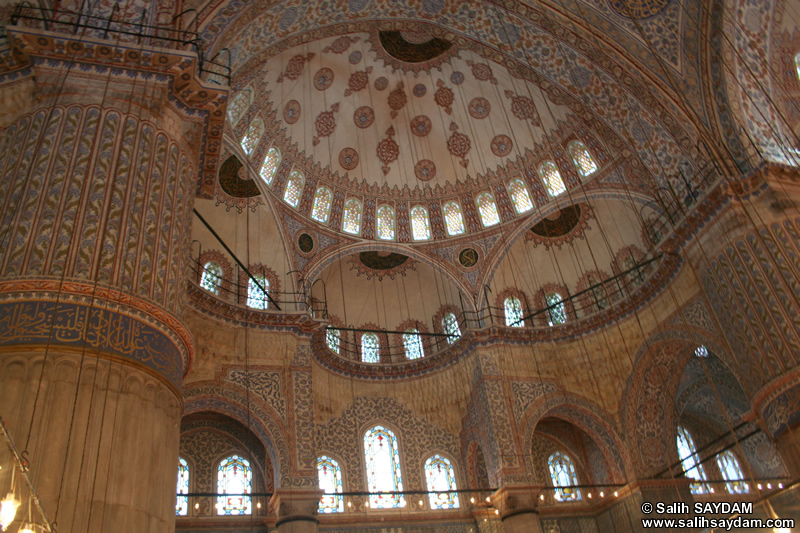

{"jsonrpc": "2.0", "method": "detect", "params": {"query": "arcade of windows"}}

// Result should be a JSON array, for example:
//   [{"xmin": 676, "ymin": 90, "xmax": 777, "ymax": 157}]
[
  {"xmin": 176, "ymin": 455, "xmax": 254, "ymax": 516},
  {"xmin": 676, "ymin": 426, "xmax": 749, "ymax": 496}
]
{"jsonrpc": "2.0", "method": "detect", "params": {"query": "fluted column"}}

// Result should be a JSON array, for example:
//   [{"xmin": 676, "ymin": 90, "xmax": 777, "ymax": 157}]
[{"xmin": 0, "ymin": 24, "xmax": 224, "ymax": 532}]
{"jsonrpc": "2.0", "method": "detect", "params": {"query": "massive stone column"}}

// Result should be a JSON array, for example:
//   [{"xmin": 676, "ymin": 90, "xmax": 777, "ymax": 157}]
[{"xmin": 0, "ymin": 24, "xmax": 224, "ymax": 532}]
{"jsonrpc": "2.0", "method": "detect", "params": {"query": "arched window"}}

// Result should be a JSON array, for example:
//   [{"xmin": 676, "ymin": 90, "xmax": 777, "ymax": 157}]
[
  {"xmin": 311, "ymin": 187, "xmax": 333, "ymax": 223},
  {"xmin": 318, "ymin": 455, "xmax": 344, "ymax": 513},
  {"xmin": 694, "ymin": 345, "xmax": 708, "ymax": 357},
  {"xmin": 176, "ymin": 457, "xmax": 189, "ymax": 516},
  {"xmin": 424, "ymin": 454, "xmax": 459, "ymax": 509},
  {"xmin": 548, "ymin": 452, "xmax": 581, "ymax": 501},
  {"xmin": 241, "ymin": 118, "xmax": 264, "ymax": 157},
  {"xmin": 260, "ymin": 147, "xmax": 281, "ymax": 185},
  {"xmin": 361, "ymin": 333, "xmax": 380, "ymax": 363},
  {"xmin": 507, "ymin": 179, "xmax": 534, "ymax": 214},
  {"xmin": 403, "ymin": 329, "xmax": 424, "ymax": 360},
  {"xmin": 411, "ymin": 205, "xmax": 431, "ymax": 240},
  {"xmin": 539, "ymin": 161, "xmax": 566, "ymax": 197},
  {"xmin": 377, "ymin": 205, "xmax": 395, "ymax": 240},
  {"xmin": 476, "ymin": 192, "xmax": 500, "ymax": 227},
  {"xmin": 217, "ymin": 455, "xmax": 252, "ymax": 515},
  {"xmin": 443, "ymin": 201, "xmax": 465, "ymax": 236},
  {"xmin": 284, "ymin": 170, "xmax": 304, "ymax": 208},
  {"xmin": 676, "ymin": 426, "xmax": 708, "ymax": 494},
  {"xmin": 716, "ymin": 451, "xmax": 749, "ymax": 494},
  {"xmin": 326, "ymin": 328, "xmax": 341, "ymax": 354},
  {"xmin": 228, "ymin": 89, "xmax": 251, "ymax": 126},
  {"xmin": 546, "ymin": 292, "xmax": 567, "ymax": 326},
  {"xmin": 201, "ymin": 262, "xmax": 223, "ymax": 295},
  {"xmin": 568, "ymin": 141, "xmax": 598, "ymax": 177},
  {"xmin": 504, "ymin": 297, "xmax": 524, "ymax": 327},
  {"xmin": 795, "ymin": 53, "xmax": 800, "ymax": 81},
  {"xmin": 342, "ymin": 199, "xmax": 362, "ymax": 235},
  {"xmin": 247, "ymin": 275, "xmax": 269, "ymax": 309},
  {"xmin": 442, "ymin": 313, "xmax": 461, "ymax": 344},
  {"xmin": 364, "ymin": 426, "xmax": 405, "ymax": 509}
]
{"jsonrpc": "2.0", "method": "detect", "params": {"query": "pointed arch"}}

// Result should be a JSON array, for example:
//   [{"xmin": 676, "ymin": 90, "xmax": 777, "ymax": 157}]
[
  {"xmin": 377, "ymin": 205, "xmax": 395, "ymax": 240},
  {"xmin": 241, "ymin": 118, "xmax": 264, "ymax": 156}
]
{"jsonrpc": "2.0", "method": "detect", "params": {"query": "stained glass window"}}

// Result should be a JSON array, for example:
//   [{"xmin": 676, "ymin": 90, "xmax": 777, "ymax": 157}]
[
  {"xmin": 362, "ymin": 333, "xmax": 379, "ymax": 363},
  {"xmin": 507, "ymin": 179, "xmax": 534, "ymax": 214},
  {"xmin": 241, "ymin": 118, "xmax": 264, "ymax": 157},
  {"xmin": 364, "ymin": 426, "xmax": 405, "ymax": 509},
  {"xmin": 403, "ymin": 329, "xmax": 424, "ymax": 360},
  {"xmin": 217, "ymin": 455, "xmax": 252, "ymax": 515},
  {"xmin": 176, "ymin": 457, "xmax": 189, "ymax": 516},
  {"xmin": 228, "ymin": 89, "xmax": 250, "ymax": 126},
  {"xmin": 284, "ymin": 170, "xmax": 304, "ymax": 208},
  {"xmin": 539, "ymin": 161, "xmax": 566, "ymax": 197},
  {"xmin": 247, "ymin": 275, "xmax": 269, "ymax": 309},
  {"xmin": 260, "ymin": 147, "xmax": 281, "ymax": 185},
  {"xmin": 568, "ymin": 141, "xmax": 598, "ymax": 177},
  {"xmin": 377, "ymin": 205, "xmax": 395, "ymax": 240},
  {"xmin": 443, "ymin": 202, "xmax": 465, "ymax": 236},
  {"xmin": 548, "ymin": 452, "xmax": 581, "ymax": 501},
  {"xmin": 694, "ymin": 345, "xmax": 708, "ymax": 357},
  {"xmin": 312, "ymin": 187, "xmax": 333, "ymax": 223},
  {"xmin": 411, "ymin": 206, "xmax": 431, "ymax": 241},
  {"xmin": 201, "ymin": 262, "xmax": 223, "ymax": 295},
  {"xmin": 504, "ymin": 297, "xmax": 524, "ymax": 327},
  {"xmin": 442, "ymin": 313, "xmax": 461, "ymax": 344},
  {"xmin": 342, "ymin": 199, "xmax": 362, "ymax": 235},
  {"xmin": 424, "ymin": 455, "xmax": 459, "ymax": 509},
  {"xmin": 677, "ymin": 427, "xmax": 708, "ymax": 494},
  {"xmin": 327, "ymin": 328, "xmax": 341, "ymax": 354},
  {"xmin": 546, "ymin": 293, "xmax": 567, "ymax": 326},
  {"xmin": 476, "ymin": 192, "xmax": 500, "ymax": 227},
  {"xmin": 796, "ymin": 53, "xmax": 800, "ymax": 82},
  {"xmin": 716, "ymin": 451, "xmax": 749, "ymax": 495},
  {"xmin": 318, "ymin": 456, "xmax": 344, "ymax": 513}
]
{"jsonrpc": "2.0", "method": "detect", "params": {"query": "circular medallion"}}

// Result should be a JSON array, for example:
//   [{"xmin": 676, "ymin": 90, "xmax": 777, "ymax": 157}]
[
  {"xmin": 414, "ymin": 160, "xmax": 436, "ymax": 181},
  {"xmin": 349, "ymin": 50, "xmax": 362, "ymax": 64},
  {"xmin": 339, "ymin": 147, "xmax": 359, "ymax": 170},
  {"xmin": 458, "ymin": 248, "xmax": 480, "ymax": 268},
  {"xmin": 450, "ymin": 71, "xmax": 465, "ymax": 85},
  {"xmin": 374, "ymin": 77, "xmax": 389, "ymax": 91},
  {"xmin": 283, "ymin": 100, "xmax": 301, "ymax": 124},
  {"xmin": 609, "ymin": 0, "xmax": 670, "ymax": 19},
  {"xmin": 491, "ymin": 134, "xmax": 513, "ymax": 157},
  {"xmin": 353, "ymin": 106, "xmax": 375, "ymax": 129},
  {"xmin": 314, "ymin": 68, "xmax": 334, "ymax": 91},
  {"xmin": 468, "ymin": 97, "xmax": 491, "ymax": 119},
  {"xmin": 298, "ymin": 233, "xmax": 314, "ymax": 253},
  {"xmin": 413, "ymin": 83, "xmax": 427, "ymax": 97},
  {"xmin": 410, "ymin": 115, "xmax": 432, "ymax": 137}
]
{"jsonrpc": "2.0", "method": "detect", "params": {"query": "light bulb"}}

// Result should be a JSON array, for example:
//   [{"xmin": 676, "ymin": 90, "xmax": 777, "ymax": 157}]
[
  {"xmin": 19, "ymin": 524, "xmax": 39, "ymax": 533},
  {"xmin": 485, "ymin": 497, "xmax": 490, "ymax": 502},
  {"xmin": 347, "ymin": 501, "xmax": 352, "ymax": 507},
  {"xmin": 470, "ymin": 497, "xmax": 475, "ymax": 503},
  {"xmin": 758, "ymin": 483, "xmax": 763, "ymax": 490},
  {"xmin": 0, "ymin": 493, "xmax": 20, "ymax": 530},
  {"xmin": 709, "ymin": 487, "xmax": 715, "ymax": 493},
  {"xmin": 588, "ymin": 492, "xmax": 592, "ymax": 498},
  {"xmin": 257, "ymin": 502, "xmax": 261, "ymax": 509},
  {"xmin": 494, "ymin": 509, "xmax": 499, "ymax": 515},
  {"xmin": 600, "ymin": 491, "xmax": 604, "ymax": 497},
  {"xmin": 778, "ymin": 483, "xmax": 784, "ymax": 489},
  {"xmin": 418, "ymin": 500, "xmax": 423, "ymax": 506},
  {"xmin": 539, "ymin": 494, "xmax": 544, "ymax": 501},
  {"xmin": 194, "ymin": 502, "xmax": 199, "ymax": 509},
  {"xmin": 613, "ymin": 491, "xmax": 618, "ymax": 497},
  {"xmin": 767, "ymin": 483, "xmax": 772, "ymax": 489}
]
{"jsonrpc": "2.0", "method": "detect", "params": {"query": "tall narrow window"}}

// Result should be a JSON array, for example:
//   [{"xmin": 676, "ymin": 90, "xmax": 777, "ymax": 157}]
[
  {"xmin": 716, "ymin": 451, "xmax": 749, "ymax": 495},
  {"xmin": 241, "ymin": 118, "xmax": 264, "ymax": 156},
  {"xmin": 443, "ymin": 201, "xmax": 465, "ymax": 236},
  {"xmin": 476, "ymin": 192, "xmax": 500, "ymax": 227},
  {"xmin": 403, "ymin": 329, "xmax": 424, "ymax": 360},
  {"xmin": 676, "ymin": 426, "xmax": 708, "ymax": 494},
  {"xmin": 567, "ymin": 141, "xmax": 598, "ymax": 177},
  {"xmin": 311, "ymin": 187, "xmax": 333, "ymax": 223},
  {"xmin": 201, "ymin": 262, "xmax": 223, "ymax": 295},
  {"xmin": 247, "ymin": 275, "xmax": 269, "ymax": 309},
  {"xmin": 284, "ymin": 170, "xmax": 304, "ymax": 208},
  {"xmin": 326, "ymin": 328, "xmax": 341, "ymax": 354},
  {"xmin": 260, "ymin": 147, "xmax": 281, "ymax": 185},
  {"xmin": 507, "ymin": 179, "xmax": 534, "ymax": 214},
  {"xmin": 318, "ymin": 456, "xmax": 344, "ymax": 513},
  {"xmin": 504, "ymin": 297, "xmax": 524, "ymax": 327},
  {"xmin": 217, "ymin": 455, "xmax": 252, "ymax": 515},
  {"xmin": 539, "ymin": 161, "xmax": 566, "ymax": 197},
  {"xmin": 548, "ymin": 452, "xmax": 581, "ymax": 501},
  {"xmin": 228, "ymin": 89, "xmax": 251, "ymax": 126},
  {"xmin": 796, "ymin": 53, "xmax": 800, "ymax": 82},
  {"xmin": 442, "ymin": 313, "xmax": 461, "ymax": 344},
  {"xmin": 546, "ymin": 292, "xmax": 567, "ymax": 326},
  {"xmin": 411, "ymin": 206, "xmax": 431, "ymax": 240},
  {"xmin": 364, "ymin": 426, "xmax": 405, "ymax": 509},
  {"xmin": 424, "ymin": 455, "xmax": 459, "ymax": 509},
  {"xmin": 342, "ymin": 199, "xmax": 362, "ymax": 235},
  {"xmin": 361, "ymin": 333, "xmax": 380, "ymax": 363},
  {"xmin": 377, "ymin": 205, "xmax": 395, "ymax": 240},
  {"xmin": 176, "ymin": 457, "xmax": 189, "ymax": 516}
]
